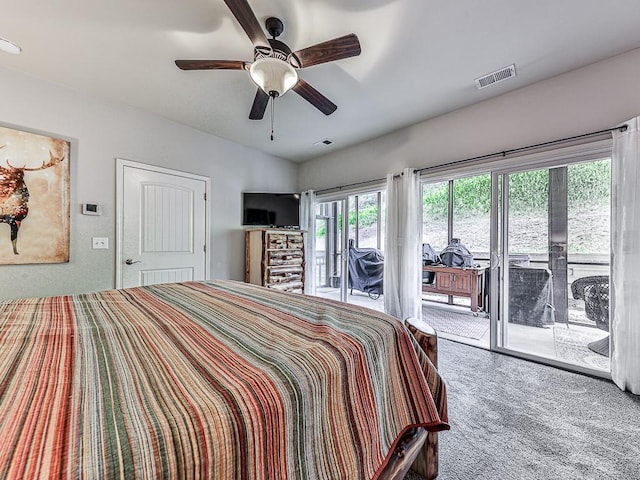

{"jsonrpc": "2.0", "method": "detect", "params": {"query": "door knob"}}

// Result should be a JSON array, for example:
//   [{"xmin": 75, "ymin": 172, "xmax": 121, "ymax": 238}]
[{"xmin": 125, "ymin": 258, "xmax": 141, "ymax": 265}]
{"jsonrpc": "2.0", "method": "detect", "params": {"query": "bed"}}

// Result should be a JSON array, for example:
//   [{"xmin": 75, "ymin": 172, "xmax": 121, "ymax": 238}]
[{"xmin": 0, "ymin": 280, "xmax": 448, "ymax": 479}]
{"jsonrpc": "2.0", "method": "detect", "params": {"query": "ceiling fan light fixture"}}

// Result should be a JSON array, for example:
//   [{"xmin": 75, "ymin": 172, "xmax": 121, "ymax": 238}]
[
  {"xmin": 0, "ymin": 37, "xmax": 21, "ymax": 55},
  {"xmin": 249, "ymin": 57, "xmax": 298, "ymax": 97}
]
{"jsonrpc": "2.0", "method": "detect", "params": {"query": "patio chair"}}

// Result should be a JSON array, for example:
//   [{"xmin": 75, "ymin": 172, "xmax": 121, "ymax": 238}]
[{"xmin": 570, "ymin": 275, "xmax": 609, "ymax": 356}]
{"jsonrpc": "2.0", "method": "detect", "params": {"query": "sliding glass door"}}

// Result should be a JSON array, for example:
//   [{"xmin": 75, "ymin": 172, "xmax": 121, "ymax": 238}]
[
  {"xmin": 492, "ymin": 159, "xmax": 611, "ymax": 373},
  {"xmin": 422, "ymin": 176, "xmax": 491, "ymax": 347},
  {"xmin": 422, "ymin": 150, "xmax": 610, "ymax": 375},
  {"xmin": 313, "ymin": 189, "xmax": 386, "ymax": 309},
  {"xmin": 315, "ymin": 199, "xmax": 348, "ymax": 302}
]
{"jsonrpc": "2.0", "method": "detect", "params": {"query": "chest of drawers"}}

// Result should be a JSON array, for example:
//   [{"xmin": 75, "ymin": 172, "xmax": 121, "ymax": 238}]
[{"xmin": 245, "ymin": 228, "xmax": 306, "ymax": 294}]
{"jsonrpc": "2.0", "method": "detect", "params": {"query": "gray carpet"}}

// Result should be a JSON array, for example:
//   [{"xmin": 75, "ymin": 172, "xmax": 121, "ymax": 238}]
[
  {"xmin": 404, "ymin": 470, "xmax": 426, "ymax": 480},
  {"xmin": 404, "ymin": 339, "xmax": 640, "ymax": 479}
]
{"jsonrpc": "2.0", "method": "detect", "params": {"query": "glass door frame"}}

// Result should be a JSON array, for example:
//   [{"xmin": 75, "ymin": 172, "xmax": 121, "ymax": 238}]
[
  {"xmin": 420, "ymin": 138, "xmax": 612, "ymax": 377},
  {"xmin": 315, "ymin": 182, "xmax": 387, "ymax": 304},
  {"xmin": 315, "ymin": 197, "xmax": 349, "ymax": 302},
  {"xmin": 490, "ymin": 152, "xmax": 612, "ymax": 379}
]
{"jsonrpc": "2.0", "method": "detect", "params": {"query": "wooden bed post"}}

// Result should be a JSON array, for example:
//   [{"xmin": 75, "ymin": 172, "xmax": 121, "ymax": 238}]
[{"xmin": 405, "ymin": 321, "xmax": 440, "ymax": 480}]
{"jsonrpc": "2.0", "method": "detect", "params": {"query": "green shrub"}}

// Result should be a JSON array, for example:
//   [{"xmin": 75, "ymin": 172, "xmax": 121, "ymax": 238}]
[
  {"xmin": 316, "ymin": 160, "xmax": 611, "ymax": 238},
  {"xmin": 423, "ymin": 183, "xmax": 449, "ymax": 219},
  {"xmin": 422, "ymin": 160, "xmax": 610, "ymax": 219},
  {"xmin": 568, "ymin": 160, "xmax": 611, "ymax": 206},
  {"xmin": 453, "ymin": 174, "xmax": 492, "ymax": 213},
  {"xmin": 350, "ymin": 205, "xmax": 379, "ymax": 228}
]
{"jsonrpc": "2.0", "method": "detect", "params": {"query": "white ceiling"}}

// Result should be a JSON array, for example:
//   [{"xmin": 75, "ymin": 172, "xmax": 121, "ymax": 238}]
[{"xmin": 2, "ymin": 1, "xmax": 640, "ymax": 162}]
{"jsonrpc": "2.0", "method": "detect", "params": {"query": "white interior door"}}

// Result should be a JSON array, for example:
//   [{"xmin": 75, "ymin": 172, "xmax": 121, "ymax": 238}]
[{"xmin": 117, "ymin": 159, "xmax": 209, "ymax": 288}]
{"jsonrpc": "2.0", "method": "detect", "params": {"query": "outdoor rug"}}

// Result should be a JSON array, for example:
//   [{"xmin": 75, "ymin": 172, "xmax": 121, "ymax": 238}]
[
  {"xmin": 553, "ymin": 325, "xmax": 609, "ymax": 371},
  {"xmin": 422, "ymin": 305, "xmax": 490, "ymax": 340}
]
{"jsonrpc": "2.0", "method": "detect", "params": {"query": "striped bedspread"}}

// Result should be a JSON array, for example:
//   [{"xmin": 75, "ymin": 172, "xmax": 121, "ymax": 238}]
[{"xmin": 0, "ymin": 280, "xmax": 447, "ymax": 479}]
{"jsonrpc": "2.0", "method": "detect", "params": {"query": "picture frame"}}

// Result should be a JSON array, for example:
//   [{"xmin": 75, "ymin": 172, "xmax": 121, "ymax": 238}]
[{"xmin": 0, "ymin": 125, "xmax": 70, "ymax": 264}]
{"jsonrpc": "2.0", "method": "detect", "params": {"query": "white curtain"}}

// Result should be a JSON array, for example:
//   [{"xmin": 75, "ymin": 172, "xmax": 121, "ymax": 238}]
[
  {"xmin": 611, "ymin": 118, "xmax": 640, "ymax": 394},
  {"xmin": 384, "ymin": 168, "xmax": 422, "ymax": 320},
  {"xmin": 300, "ymin": 190, "xmax": 316, "ymax": 295}
]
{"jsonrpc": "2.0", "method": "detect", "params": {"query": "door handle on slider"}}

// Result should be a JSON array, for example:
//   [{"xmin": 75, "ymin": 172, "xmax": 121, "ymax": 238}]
[
  {"xmin": 490, "ymin": 252, "xmax": 501, "ymax": 270},
  {"xmin": 125, "ymin": 258, "xmax": 141, "ymax": 265}
]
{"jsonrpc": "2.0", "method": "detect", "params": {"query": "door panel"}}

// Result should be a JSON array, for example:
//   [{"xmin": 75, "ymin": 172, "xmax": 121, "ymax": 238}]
[
  {"xmin": 141, "ymin": 268, "xmax": 194, "ymax": 285},
  {"xmin": 452, "ymin": 274, "xmax": 470, "ymax": 294},
  {"xmin": 119, "ymin": 161, "xmax": 208, "ymax": 288},
  {"xmin": 437, "ymin": 273, "xmax": 452, "ymax": 290},
  {"xmin": 492, "ymin": 160, "xmax": 610, "ymax": 374},
  {"xmin": 142, "ymin": 183, "xmax": 194, "ymax": 254},
  {"xmin": 314, "ymin": 191, "xmax": 385, "ymax": 308},
  {"xmin": 314, "ymin": 199, "xmax": 348, "ymax": 302}
]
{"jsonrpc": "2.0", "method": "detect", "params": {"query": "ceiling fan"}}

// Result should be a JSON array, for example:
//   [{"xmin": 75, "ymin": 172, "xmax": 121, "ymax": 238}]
[{"xmin": 175, "ymin": 0, "xmax": 361, "ymax": 125}]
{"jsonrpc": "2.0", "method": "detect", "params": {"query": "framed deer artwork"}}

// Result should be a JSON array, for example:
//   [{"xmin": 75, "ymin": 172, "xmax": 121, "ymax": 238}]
[{"xmin": 0, "ymin": 125, "xmax": 70, "ymax": 264}]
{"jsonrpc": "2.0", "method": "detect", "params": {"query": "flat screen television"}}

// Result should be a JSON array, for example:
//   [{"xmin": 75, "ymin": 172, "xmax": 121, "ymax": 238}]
[{"xmin": 242, "ymin": 192, "xmax": 300, "ymax": 227}]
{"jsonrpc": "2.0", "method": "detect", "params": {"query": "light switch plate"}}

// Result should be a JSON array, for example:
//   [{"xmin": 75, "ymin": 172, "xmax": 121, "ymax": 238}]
[{"xmin": 92, "ymin": 237, "xmax": 109, "ymax": 249}]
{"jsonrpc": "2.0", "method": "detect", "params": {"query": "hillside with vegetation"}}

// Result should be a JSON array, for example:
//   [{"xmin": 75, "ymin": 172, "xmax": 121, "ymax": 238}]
[{"xmin": 332, "ymin": 160, "xmax": 611, "ymax": 256}]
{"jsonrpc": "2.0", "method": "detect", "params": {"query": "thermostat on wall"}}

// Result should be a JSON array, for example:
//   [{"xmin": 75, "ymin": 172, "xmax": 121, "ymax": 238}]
[{"xmin": 82, "ymin": 203, "xmax": 102, "ymax": 216}]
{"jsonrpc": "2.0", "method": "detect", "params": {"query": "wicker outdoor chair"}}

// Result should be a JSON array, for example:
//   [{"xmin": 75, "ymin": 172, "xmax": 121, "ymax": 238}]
[{"xmin": 570, "ymin": 275, "xmax": 609, "ymax": 356}]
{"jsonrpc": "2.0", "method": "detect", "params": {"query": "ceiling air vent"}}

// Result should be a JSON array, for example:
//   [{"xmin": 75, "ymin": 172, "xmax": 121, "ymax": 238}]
[{"xmin": 475, "ymin": 64, "xmax": 517, "ymax": 90}]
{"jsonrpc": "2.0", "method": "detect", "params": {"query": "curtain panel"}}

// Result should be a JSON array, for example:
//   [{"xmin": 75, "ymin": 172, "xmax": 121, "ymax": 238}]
[
  {"xmin": 611, "ymin": 118, "xmax": 640, "ymax": 394},
  {"xmin": 384, "ymin": 168, "xmax": 422, "ymax": 321},
  {"xmin": 300, "ymin": 190, "xmax": 316, "ymax": 295}
]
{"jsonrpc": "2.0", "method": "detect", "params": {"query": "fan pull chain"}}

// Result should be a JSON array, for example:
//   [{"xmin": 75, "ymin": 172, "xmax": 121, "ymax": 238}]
[{"xmin": 270, "ymin": 97, "xmax": 275, "ymax": 141}]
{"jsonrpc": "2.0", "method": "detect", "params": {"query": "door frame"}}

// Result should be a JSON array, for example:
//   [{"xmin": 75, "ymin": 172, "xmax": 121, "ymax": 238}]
[
  {"xmin": 420, "ymin": 139, "xmax": 612, "ymax": 377},
  {"xmin": 115, "ymin": 158, "xmax": 211, "ymax": 289},
  {"xmin": 315, "ymin": 197, "xmax": 349, "ymax": 302},
  {"xmin": 489, "ymin": 157, "xmax": 612, "ymax": 379},
  {"xmin": 315, "ymin": 181, "xmax": 386, "ymax": 304}
]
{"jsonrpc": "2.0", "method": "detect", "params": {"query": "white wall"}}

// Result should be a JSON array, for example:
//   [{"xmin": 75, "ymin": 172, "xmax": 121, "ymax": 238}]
[
  {"xmin": 299, "ymin": 47, "xmax": 640, "ymax": 191},
  {"xmin": 0, "ymin": 66, "xmax": 297, "ymax": 301}
]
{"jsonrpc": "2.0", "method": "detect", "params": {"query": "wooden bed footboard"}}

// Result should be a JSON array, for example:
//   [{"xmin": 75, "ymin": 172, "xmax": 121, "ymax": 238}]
[
  {"xmin": 373, "ymin": 320, "xmax": 445, "ymax": 480},
  {"xmin": 405, "ymin": 320, "xmax": 441, "ymax": 480},
  {"xmin": 378, "ymin": 428, "xmax": 429, "ymax": 480},
  {"xmin": 409, "ymin": 430, "xmax": 439, "ymax": 479}
]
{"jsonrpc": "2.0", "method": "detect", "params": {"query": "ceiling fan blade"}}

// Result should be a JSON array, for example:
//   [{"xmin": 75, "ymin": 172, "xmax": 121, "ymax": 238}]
[
  {"xmin": 292, "ymin": 79, "xmax": 337, "ymax": 115},
  {"xmin": 293, "ymin": 34, "xmax": 361, "ymax": 68},
  {"xmin": 223, "ymin": 0, "xmax": 270, "ymax": 49},
  {"xmin": 175, "ymin": 60, "xmax": 247, "ymax": 70},
  {"xmin": 249, "ymin": 88, "xmax": 270, "ymax": 120}
]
